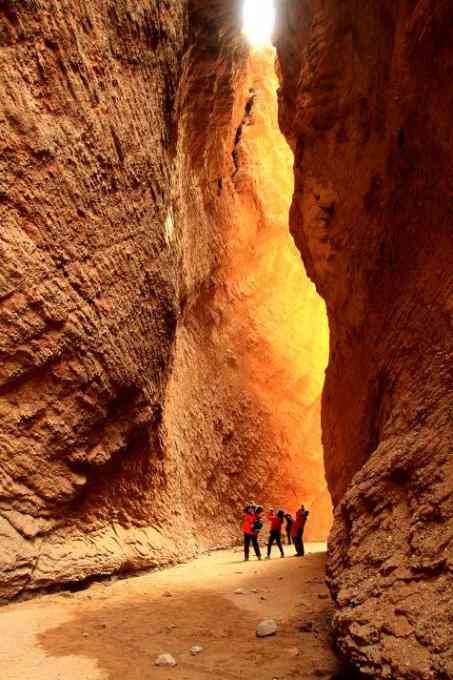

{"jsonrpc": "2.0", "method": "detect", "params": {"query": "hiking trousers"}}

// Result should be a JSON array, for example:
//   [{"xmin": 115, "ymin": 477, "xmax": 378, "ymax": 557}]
[
  {"xmin": 294, "ymin": 528, "xmax": 305, "ymax": 556},
  {"xmin": 244, "ymin": 533, "xmax": 261, "ymax": 560},
  {"xmin": 267, "ymin": 530, "xmax": 284, "ymax": 557}
]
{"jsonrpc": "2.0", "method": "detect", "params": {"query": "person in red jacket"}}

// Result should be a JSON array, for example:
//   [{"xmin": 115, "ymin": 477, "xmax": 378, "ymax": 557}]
[
  {"xmin": 266, "ymin": 509, "xmax": 285, "ymax": 558},
  {"xmin": 241, "ymin": 504, "xmax": 263, "ymax": 561},
  {"xmin": 292, "ymin": 505, "xmax": 310, "ymax": 556}
]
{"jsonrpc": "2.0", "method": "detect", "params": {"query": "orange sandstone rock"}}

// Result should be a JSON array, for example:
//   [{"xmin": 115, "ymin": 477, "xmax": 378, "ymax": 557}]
[{"xmin": 275, "ymin": 1, "xmax": 453, "ymax": 678}]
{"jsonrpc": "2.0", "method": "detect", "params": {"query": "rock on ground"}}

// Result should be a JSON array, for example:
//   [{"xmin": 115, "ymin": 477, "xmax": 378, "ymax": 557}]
[
  {"xmin": 256, "ymin": 619, "xmax": 278, "ymax": 638},
  {"xmin": 190, "ymin": 645, "xmax": 203, "ymax": 656},
  {"xmin": 155, "ymin": 653, "xmax": 177, "ymax": 667}
]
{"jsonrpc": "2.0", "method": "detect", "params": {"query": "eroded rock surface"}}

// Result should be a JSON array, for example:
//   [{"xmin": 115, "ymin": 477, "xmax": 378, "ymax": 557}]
[
  {"xmin": 275, "ymin": 1, "xmax": 452, "ymax": 678},
  {"xmin": 0, "ymin": 0, "xmax": 190, "ymax": 599}
]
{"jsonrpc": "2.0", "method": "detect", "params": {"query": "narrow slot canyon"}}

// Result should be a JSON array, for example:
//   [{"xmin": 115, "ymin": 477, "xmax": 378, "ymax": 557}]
[
  {"xmin": 0, "ymin": 1, "xmax": 452, "ymax": 680},
  {"xmin": 166, "ymin": 42, "xmax": 331, "ymax": 543}
]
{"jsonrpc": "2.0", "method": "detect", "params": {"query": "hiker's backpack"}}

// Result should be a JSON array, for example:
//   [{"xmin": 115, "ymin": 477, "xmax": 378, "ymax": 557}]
[{"xmin": 252, "ymin": 518, "xmax": 263, "ymax": 532}]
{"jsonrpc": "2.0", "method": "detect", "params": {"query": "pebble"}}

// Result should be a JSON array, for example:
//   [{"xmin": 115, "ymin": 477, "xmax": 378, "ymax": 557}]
[
  {"xmin": 163, "ymin": 625, "xmax": 177, "ymax": 633},
  {"xmin": 256, "ymin": 618, "xmax": 278, "ymax": 637},
  {"xmin": 155, "ymin": 653, "xmax": 177, "ymax": 667},
  {"xmin": 163, "ymin": 591, "xmax": 173, "ymax": 598},
  {"xmin": 260, "ymin": 595, "xmax": 267, "ymax": 601},
  {"xmin": 190, "ymin": 645, "xmax": 204, "ymax": 656}
]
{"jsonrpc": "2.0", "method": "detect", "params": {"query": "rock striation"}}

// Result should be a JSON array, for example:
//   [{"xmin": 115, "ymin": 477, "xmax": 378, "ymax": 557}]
[{"xmin": 275, "ymin": 1, "xmax": 453, "ymax": 678}]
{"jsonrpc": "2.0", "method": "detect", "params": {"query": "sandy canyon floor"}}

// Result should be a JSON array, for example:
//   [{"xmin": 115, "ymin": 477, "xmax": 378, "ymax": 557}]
[{"xmin": 1, "ymin": 544, "xmax": 346, "ymax": 680}]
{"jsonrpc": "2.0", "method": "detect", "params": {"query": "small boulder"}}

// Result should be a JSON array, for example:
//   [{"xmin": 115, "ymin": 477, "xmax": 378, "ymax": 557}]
[
  {"xmin": 256, "ymin": 619, "xmax": 278, "ymax": 638},
  {"xmin": 155, "ymin": 653, "xmax": 177, "ymax": 667},
  {"xmin": 234, "ymin": 588, "xmax": 246, "ymax": 595}
]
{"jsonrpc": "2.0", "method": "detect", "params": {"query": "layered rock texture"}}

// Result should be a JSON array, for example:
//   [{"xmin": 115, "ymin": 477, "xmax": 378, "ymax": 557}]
[
  {"xmin": 276, "ymin": 1, "xmax": 453, "ymax": 678},
  {"xmin": 0, "ymin": 0, "xmax": 330, "ymax": 600}
]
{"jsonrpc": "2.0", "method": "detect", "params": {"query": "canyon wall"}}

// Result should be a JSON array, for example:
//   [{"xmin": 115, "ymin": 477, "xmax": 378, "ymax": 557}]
[
  {"xmin": 0, "ymin": 0, "xmax": 191, "ymax": 600},
  {"xmin": 0, "ymin": 0, "xmax": 330, "ymax": 599},
  {"xmin": 275, "ymin": 1, "xmax": 452, "ymax": 678}
]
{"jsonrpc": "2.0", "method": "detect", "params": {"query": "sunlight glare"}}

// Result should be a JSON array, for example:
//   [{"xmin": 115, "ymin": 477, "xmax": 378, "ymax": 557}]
[{"xmin": 242, "ymin": 0, "xmax": 276, "ymax": 47}]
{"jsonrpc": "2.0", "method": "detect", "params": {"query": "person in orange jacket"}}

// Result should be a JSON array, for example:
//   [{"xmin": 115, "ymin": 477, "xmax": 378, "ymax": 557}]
[
  {"xmin": 266, "ymin": 509, "xmax": 285, "ymax": 558},
  {"xmin": 241, "ymin": 503, "xmax": 263, "ymax": 561}
]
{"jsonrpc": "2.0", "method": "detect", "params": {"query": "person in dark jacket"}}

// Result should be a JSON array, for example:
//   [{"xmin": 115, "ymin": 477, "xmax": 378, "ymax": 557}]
[
  {"xmin": 242, "ymin": 504, "xmax": 263, "ymax": 561},
  {"xmin": 266, "ymin": 509, "xmax": 285, "ymax": 559},
  {"xmin": 293, "ymin": 505, "xmax": 309, "ymax": 556},
  {"xmin": 284, "ymin": 513, "xmax": 294, "ymax": 545}
]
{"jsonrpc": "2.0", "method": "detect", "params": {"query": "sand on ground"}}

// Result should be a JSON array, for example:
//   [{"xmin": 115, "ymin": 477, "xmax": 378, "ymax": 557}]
[{"xmin": 1, "ymin": 543, "xmax": 344, "ymax": 680}]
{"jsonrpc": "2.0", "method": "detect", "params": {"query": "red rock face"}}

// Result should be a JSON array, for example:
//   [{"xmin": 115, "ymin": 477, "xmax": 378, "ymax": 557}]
[
  {"xmin": 0, "ymin": 0, "xmax": 332, "ymax": 599},
  {"xmin": 275, "ymin": 1, "xmax": 453, "ymax": 678}
]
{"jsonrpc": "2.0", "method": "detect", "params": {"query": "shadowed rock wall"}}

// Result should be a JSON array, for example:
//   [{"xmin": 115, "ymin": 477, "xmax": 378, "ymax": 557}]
[
  {"xmin": 275, "ymin": 1, "xmax": 452, "ymax": 678},
  {"xmin": 0, "ymin": 0, "xmax": 193, "ymax": 599}
]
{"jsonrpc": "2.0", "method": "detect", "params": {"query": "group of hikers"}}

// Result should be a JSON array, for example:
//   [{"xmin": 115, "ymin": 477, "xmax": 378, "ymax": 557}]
[{"xmin": 241, "ymin": 501, "xmax": 310, "ymax": 561}]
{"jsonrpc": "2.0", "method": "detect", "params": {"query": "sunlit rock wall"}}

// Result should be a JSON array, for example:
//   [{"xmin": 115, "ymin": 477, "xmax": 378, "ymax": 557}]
[
  {"xmin": 213, "ymin": 49, "xmax": 331, "ymax": 539},
  {"xmin": 275, "ymin": 1, "xmax": 453, "ymax": 678},
  {"xmin": 165, "ymin": 20, "xmax": 331, "ymax": 542}
]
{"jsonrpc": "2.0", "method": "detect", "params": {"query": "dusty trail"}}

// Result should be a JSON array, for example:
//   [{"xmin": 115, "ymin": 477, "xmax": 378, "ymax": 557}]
[{"xmin": 1, "ymin": 544, "xmax": 344, "ymax": 680}]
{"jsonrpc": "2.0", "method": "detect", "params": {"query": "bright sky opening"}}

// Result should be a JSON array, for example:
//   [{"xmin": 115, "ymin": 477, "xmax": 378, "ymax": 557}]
[{"xmin": 242, "ymin": 0, "xmax": 276, "ymax": 47}]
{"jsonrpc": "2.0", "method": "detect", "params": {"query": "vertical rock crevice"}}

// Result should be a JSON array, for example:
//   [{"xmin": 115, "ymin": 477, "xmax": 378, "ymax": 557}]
[{"xmin": 231, "ymin": 89, "xmax": 256, "ymax": 177}]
